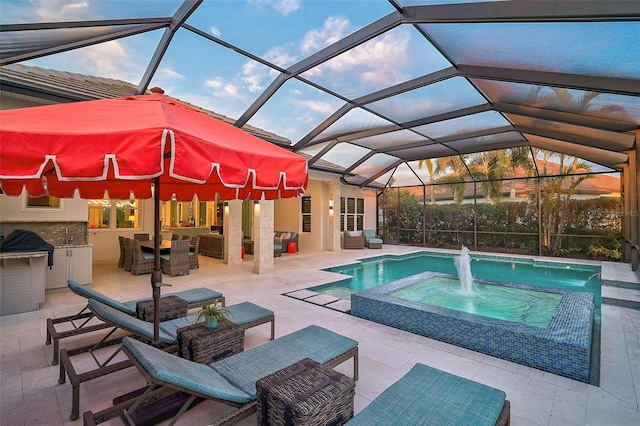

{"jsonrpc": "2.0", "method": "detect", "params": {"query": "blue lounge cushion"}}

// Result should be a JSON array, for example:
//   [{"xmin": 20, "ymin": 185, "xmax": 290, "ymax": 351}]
[
  {"xmin": 210, "ymin": 325, "xmax": 357, "ymax": 396},
  {"xmin": 122, "ymin": 336, "xmax": 252, "ymax": 403},
  {"xmin": 88, "ymin": 299, "xmax": 176, "ymax": 345},
  {"xmin": 368, "ymin": 238, "xmax": 383, "ymax": 244},
  {"xmin": 346, "ymin": 363, "xmax": 506, "ymax": 426},
  {"xmin": 158, "ymin": 302, "xmax": 273, "ymax": 340},
  {"xmin": 68, "ymin": 280, "xmax": 223, "ymax": 315},
  {"xmin": 68, "ymin": 279, "xmax": 136, "ymax": 315},
  {"xmin": 224, "ymin": 302, "xmax": 273, "ymax": 325}
]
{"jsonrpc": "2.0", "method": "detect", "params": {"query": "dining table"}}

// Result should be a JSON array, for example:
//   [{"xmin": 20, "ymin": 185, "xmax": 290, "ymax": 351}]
[{"xmin": 139, "ymin": 239, "xmax": 173, "ymax": 254}]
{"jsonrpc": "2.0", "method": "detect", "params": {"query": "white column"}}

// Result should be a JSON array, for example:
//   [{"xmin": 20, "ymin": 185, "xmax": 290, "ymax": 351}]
[
  {"xmin": 253, "ymin": 200, "xmax": 275, "ymax": 274},
  {"xmin": 328, "ymin": 181, "xmax": 341, "ymax": 251},
  {"xmin": 224, "ymin": 200, "xmax": 243, "ymax": 265}
]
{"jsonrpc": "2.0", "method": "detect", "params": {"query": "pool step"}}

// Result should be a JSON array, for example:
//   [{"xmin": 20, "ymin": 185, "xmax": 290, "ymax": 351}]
[
  {"xmin": 602, "ymin": 285, "xmax": 640, "ymax": 310},
  {"xmin": 283, "ymin": 289, "xmax": 352, "ymax": 313},
  {"xmin": 600, "ymin": 262, "xmax": 640, "ymax": 310}
]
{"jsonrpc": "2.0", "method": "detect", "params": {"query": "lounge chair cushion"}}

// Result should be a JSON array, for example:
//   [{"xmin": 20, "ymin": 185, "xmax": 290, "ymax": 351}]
[
  {"xmin": 68, "ymin": 279, "xmax": 223, "ymax": 315},
  {"xmin": 123, "ymin": 336, "xmax": 252, "ymax": 404},
  {"xmin": 157, "ymin": 302, "xmax": 273, "ymax": 340},
  {"xmin": 346, "ymin": 363, "xmax": 506, "ymax": 426},
  {"xmin": 210, "ymin": 325, "xmax": 357, "ymax": 396},
  {"xmin": 69, "ymin": 279, "xmax": 136, "ymax": 315},
  {"xmin": 88, "ymin": 299, "xmax": 176, "ymax": 344},
  {"xmin": 224, "ymin": 301, "xmax": 273, "ymax": 325}
]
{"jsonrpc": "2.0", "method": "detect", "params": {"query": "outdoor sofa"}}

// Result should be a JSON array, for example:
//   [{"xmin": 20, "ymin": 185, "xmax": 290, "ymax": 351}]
[
  {"xmin": 343, "ymin": 230, "xmax": 365, "ymax": 249},
  {"xmin": 83, "ymin": 325, "xmax": 358, "ymax": 425},
  {"xmin": 60, "ymin": 298, "xmax": 275, "ymax": 420},
  {"xmin": 274, "ymin": 231, "xmax": 299, "ymax": 253}
]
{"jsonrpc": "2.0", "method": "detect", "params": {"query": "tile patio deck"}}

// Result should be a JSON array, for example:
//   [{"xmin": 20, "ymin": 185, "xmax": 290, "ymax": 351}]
[{"xmin": 1, "ymin": 245, "xmax": 639, "ymax": 425}]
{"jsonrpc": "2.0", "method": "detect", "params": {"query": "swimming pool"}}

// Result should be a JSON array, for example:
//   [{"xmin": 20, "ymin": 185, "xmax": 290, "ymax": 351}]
[
  {"xmin": 309, "ymin": 251, "xmax": 601, "ymax": 384},
  {"xmin": 312, "ymin": 251, "xmax": 602, "ymax": 311}
]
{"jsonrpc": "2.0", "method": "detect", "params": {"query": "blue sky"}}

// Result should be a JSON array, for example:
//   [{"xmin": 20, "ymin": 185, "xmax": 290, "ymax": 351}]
[{"xmin": 1, "ymin": 0, "xmax": 629, "ymax": 178}]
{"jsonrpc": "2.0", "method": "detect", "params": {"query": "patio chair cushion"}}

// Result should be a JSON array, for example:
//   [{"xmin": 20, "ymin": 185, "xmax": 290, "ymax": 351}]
[
  {"xmin": 210, "ymin": 324, "xmax": 358, "ymax": 396},
  {"xmin": 123, "ymin": 335, "xmax": 252, "ymax": 403},
  {"xmin": 362, "ymin": 230, "xmax": 376, "ymax": 239},
  {"xmin": 68, "ymin": 280, "xmax": 224, "ymax": 316},
  {"xmin": 158, "ymin": 302, "xmax": 274, "ymax": 340},
  {"xmin": 88, "ymin": 299, "xmax": 176, "ymax": 344},
  {"xmin": 346, "ymin": 363, "xmax": 506, "ymax": 426}
]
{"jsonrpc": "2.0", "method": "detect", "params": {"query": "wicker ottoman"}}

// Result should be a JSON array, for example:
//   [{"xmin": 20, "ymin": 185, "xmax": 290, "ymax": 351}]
[
  {"xmin": 256, "ymin": 358, "xmax": 355, "ymax": 426},
  {"xmin": 135, "ymin": 295, "xmax": 188, "ymax": 322}
]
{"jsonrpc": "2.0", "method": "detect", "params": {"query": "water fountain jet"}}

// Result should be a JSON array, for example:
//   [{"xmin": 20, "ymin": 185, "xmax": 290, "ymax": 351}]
[{"xmin": 454, "ymin": 245, "xmax": 474, "ymax": 293}]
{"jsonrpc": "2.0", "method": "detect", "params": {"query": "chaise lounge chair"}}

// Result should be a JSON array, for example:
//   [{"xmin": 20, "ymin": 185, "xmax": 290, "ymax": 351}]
[
  {"xmin": 46, "ymin": 279, "xmax": 226, "ymax": 365},
  {"xmin": 83, "ymin": 325, "xmax": 359, "ymax": 425},
  {"xmin": 60, "ymin": 298, "xmax": 275, "ymax": 420},
  {"xmin": 346, "ymin": 363, "xmax": 510, "ymax": 426}
]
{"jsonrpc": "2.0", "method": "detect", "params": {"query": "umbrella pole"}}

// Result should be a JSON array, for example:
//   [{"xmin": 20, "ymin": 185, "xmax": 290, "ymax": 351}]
[{"xmin": 152, "ymin": 177, "xmax": 162, "ymax": 344}]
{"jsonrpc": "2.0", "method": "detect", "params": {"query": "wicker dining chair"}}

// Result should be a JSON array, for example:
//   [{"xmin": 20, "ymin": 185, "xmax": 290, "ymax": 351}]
[
  {"xmin": 130, "ymin": 239, "xmax": 154, "ymax": 275},
  {"xmin": 182, "ymin": 234, "xmax": 191, "ymax": 240},
  {"xmin": 189, "ymin": 236, "xmax": 200, "ymax": 269},
  {"xmin": 123, "ymin": 238, "xmax": 133, "ymax": 271},
  {"xmin": 161, "ymin": 239, "xmax": 190, "ymax": 276},
  {"xmin": 118, "ymin": 236, "xmax": 126, "ymax": 268},
  {"xmin": 133, "ymin": 233, "xmax": 150, "ymax": 241},
  {"xmin": 171, "ymin": 233, "xmax": 181, "ymax": 240}
]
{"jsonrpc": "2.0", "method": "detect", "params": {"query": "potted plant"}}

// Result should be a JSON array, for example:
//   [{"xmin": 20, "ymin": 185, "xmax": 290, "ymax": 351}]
[{"xmin": 193, "ymin": 302, "xmax": 231, "ymax": 329}]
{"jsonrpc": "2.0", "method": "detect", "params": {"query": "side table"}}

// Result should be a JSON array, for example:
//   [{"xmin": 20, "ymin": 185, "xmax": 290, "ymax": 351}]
[
  {"xmin": 256, "ymin": 358, "xmax": 355, "ymax": 426},
  {"xmin": 176, "ymin": 321, "xmax": 244, "ymax": 364},
  {"xmin": 135, "ymin": 295, "xmax": 188, "ymax": 322}
]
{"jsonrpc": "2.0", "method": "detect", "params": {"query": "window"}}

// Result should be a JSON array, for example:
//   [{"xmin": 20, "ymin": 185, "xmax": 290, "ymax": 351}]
[
  {"xmin": 27, "ymin": 196, "xmax": 59, "ymax": 208},
  {"xmin": 340, "ymin": 197, "xmax": 364, "ymax": 231},
  {"xmin": 301, "ymin": 196, "xmax": 311, "ymax": 232},
  {"xmin": 88, "ymin": 197, "xmax": 141, "ymax": 229},
  {"xmin": 23, "ymin": 195, "xmax": 63, "ymax": 211}
]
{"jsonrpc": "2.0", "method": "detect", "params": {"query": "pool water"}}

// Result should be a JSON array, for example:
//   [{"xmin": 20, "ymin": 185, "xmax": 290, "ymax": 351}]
[
  {"xmin": 389, "ymin": 276, "xmax": 563, "ymax": 328},
  {"xmin": 316, "ymin": 252, "xmax": 602, "ymax": 314}
]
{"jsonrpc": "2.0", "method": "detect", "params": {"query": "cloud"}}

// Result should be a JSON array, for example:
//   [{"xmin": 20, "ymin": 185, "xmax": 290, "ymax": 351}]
[
  {"xmin": 204, "ymin": 76, "xmax": 245, "ymax": 101},
  {"xmin": 248, "ymin": 0, "xmax": 300, "ymax": 15},
  {"xmin": 68, "ymin": 40, "xmax": 144, "ymax": 83},
  {"xmin": 308, "ymin": 29, "xmax": 412, "ymax": 86},
  {"xmin": 209, "ymin": 26, "xmax": 221, "ymax": 37},
  {"xmin": 300, "ymin": 16, "xmax": 350, "ymax": 55}
]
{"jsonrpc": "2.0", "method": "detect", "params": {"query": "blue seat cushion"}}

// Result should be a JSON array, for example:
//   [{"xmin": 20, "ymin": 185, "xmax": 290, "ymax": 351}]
[
  {"xmin": 211, "ymin": 325, "xmax": 357, "ymax": 396},
  {"xmin": 68, "ymin": 279, "xmax": 136, "ymax": 315},
  {"xmin": 226, "ymin": 302, "xmax": 273, "ymax": 325},
  {"xmin": 158, "ymin": 301, "xmax": 272, "ymax": 340},
  {"xmin": 142, "ymin": 253, "xmax": 155, "ymax": 260},
  {"xmin": 123, "ymin": 336, "xmax": 252, "ymax": 404},
  {"xmin": 368, "ymin": 238, "xmax": 383, "ymax": 244},
  {"xmin": 122, "ymin": 288, "xmax": 223, "ymax": 312},
  {"xmin": 362, "ymin": 230, "xmax": 377, "ymax": 239},
  {"xmin": 88, "ymin": 299, "xmax": 176, "ymax": 344},
  {"xmin": 346, "ymin": 363, "xmax": 506, "ymax": 426}
]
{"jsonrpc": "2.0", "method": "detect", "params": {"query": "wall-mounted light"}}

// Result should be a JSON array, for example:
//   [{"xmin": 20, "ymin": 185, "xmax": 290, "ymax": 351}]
[
  {"xmin": 254, "ymin": 200, "xmax": 260, "ymax": 212},
  {"xmin": 329, "ymin": 199, "xmax": 334, "ymax": 215}
]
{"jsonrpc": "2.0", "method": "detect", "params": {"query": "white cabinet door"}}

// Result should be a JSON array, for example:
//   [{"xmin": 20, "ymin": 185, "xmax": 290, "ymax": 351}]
[
  {"xmin": 46, "ymin": 246, "xmax": 93, "ymax": 289},
  {"xmin": 46, "ymin": 249, "xmax": 68, "ymax": 289},
  {"xmin": 70, "ymin": 246, "xmax": 92, "ymax": 284}
]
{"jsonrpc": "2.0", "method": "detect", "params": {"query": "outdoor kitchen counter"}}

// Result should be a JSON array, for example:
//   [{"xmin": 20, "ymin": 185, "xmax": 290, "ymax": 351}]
[{"xmin": 0, "ymin": 251, "xmax": 47, "ymax": 315}]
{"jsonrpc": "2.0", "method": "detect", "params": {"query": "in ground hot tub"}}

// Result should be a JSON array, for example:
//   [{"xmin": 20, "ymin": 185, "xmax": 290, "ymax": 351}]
[{"xmin": 351, "ymin": 271, "xmax": 594, "ymax": 383}]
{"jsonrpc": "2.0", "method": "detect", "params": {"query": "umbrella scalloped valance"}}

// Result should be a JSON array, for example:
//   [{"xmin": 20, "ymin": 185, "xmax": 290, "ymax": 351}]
[{"xmin": 0, "ymin": 92, "xmax": 308, "ymax": 201}]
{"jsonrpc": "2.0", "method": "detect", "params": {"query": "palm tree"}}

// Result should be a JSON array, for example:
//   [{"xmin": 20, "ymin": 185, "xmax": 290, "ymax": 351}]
[
  {"xmin": 506, "ymin": 147, "xmax": 535, "ymax": 200},
  {"xmin": 417, "ymin": 159, "xmax": 437, "ymax": 203},
  {"xmin": 534, "ymin": 149, "xmax": 593, "ymax": 252}
]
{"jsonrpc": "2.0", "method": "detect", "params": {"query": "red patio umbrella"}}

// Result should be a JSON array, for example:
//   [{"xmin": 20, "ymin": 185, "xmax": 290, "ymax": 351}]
[{"xmin": 0, "ymin": 90, "xmax": 308, "ymax": 343}]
